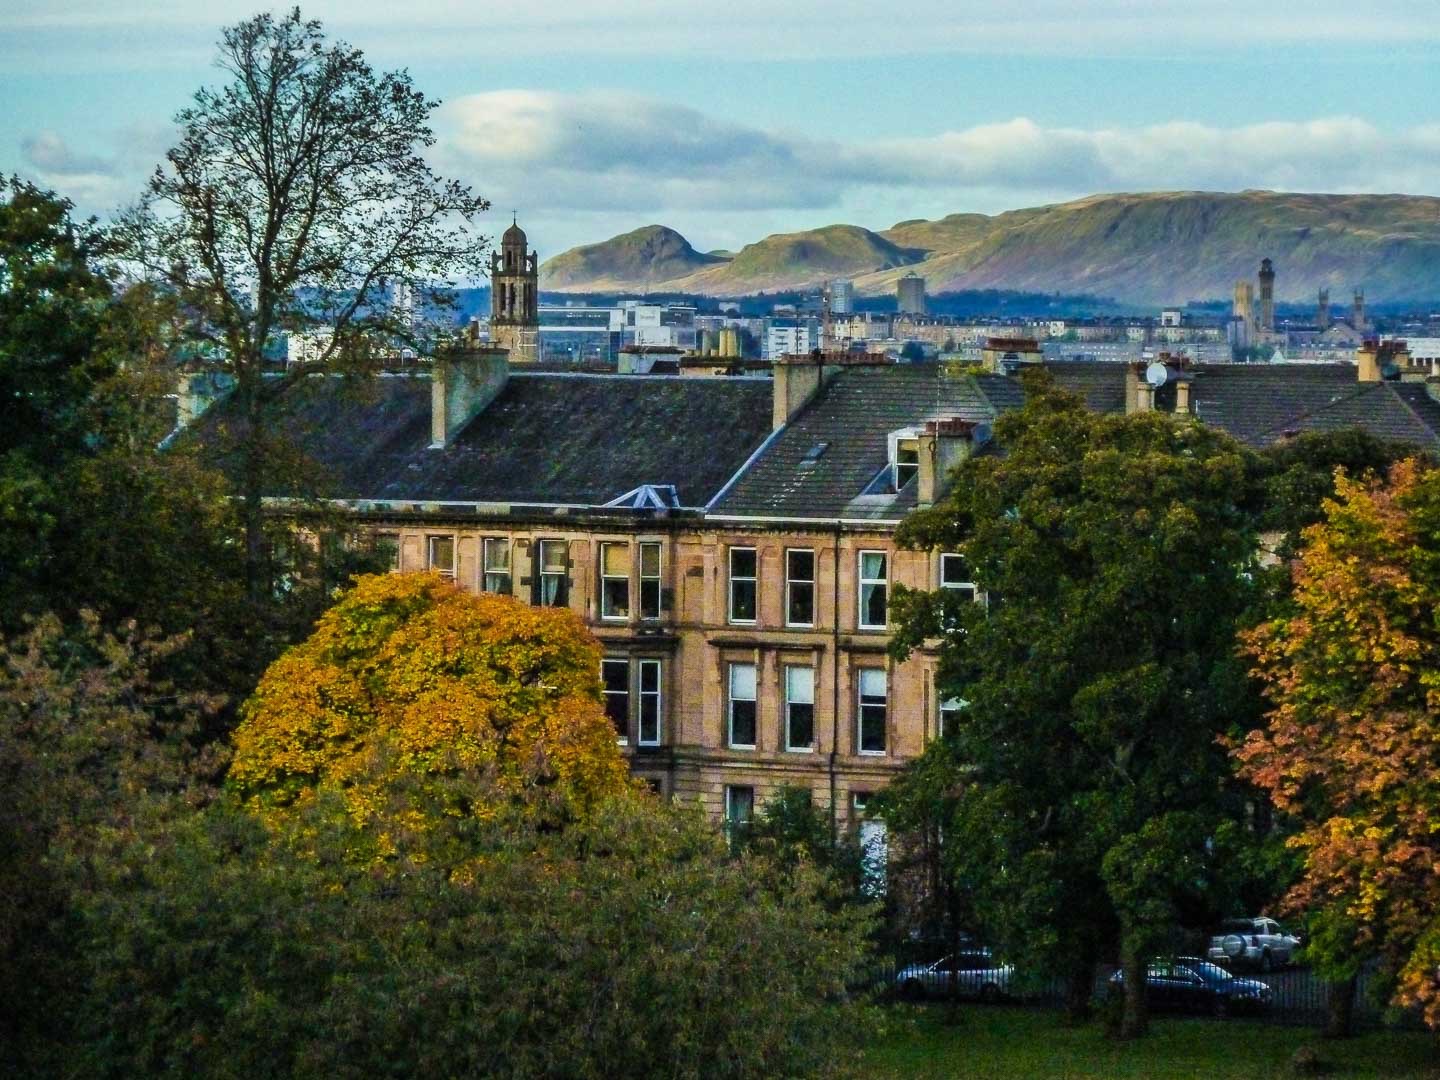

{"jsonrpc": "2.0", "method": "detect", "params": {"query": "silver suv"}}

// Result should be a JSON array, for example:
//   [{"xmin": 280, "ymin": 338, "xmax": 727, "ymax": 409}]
[{"xmin": 1207, "ymin": 916, "xmax": 1302, "ymax": 972}]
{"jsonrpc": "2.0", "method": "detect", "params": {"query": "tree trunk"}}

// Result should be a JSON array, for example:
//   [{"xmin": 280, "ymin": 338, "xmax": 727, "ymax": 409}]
[
  {"xmin": 1063, "ymin": 956, "xmax": 1095, "ymax": 1025},
  {"xmin": 239, "ymin": 359, "xmax": 266, "ymax": 607},
  {"xmin": 1323, "ymin": 974, "xmax": 1358, "ymax": 1039},
  {"xmin": 1119, "ymin": 935, "xmax": 1149, "ymax": 1039}
]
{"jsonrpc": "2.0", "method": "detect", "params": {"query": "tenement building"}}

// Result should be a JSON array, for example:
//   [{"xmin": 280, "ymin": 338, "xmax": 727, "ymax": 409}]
[{"xmin": 198, "ymin": 347, "xmax": 1440, "ymax": 836}]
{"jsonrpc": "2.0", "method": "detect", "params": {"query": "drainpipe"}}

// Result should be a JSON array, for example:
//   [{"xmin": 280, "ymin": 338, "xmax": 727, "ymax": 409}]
[{"xmin": 830, "ymin": 519, "xmax": 842, "ymax": 843}]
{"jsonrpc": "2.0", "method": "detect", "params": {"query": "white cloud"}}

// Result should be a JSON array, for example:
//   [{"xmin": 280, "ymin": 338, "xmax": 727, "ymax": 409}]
[{"xmin": 436, "ymin": 91, "xmax": 1440, "ymax": 219}]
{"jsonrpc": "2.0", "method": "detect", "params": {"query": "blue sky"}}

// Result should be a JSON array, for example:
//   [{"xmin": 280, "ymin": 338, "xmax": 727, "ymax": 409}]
[{"xmin": 3, "ymin": 1, "xmax": 1436, "ymax": 257}]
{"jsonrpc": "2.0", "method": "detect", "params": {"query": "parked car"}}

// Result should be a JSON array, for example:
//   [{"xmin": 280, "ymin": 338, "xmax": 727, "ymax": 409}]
[
  {"xmin": 1108, "ymin": 957, "xmax": 1273, "ymax": 1017},
  {"xmin": 895, "ymin": 948, "xmax": 1014, "ymax": 1002},
  {"xmin": 1207, "ymin": 917, "xmax": 1303, "ymax": 972}
]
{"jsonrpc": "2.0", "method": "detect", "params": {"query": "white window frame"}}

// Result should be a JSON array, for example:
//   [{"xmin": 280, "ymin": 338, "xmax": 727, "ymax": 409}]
[
  {"xmin": 940, "ymin": 552, "xmax": 977, "ymax": 604},
  {"xmin": 426, "ymin": 534, "xmax": 456, "ymax": 578},
  {"xmin": 536, "ymin": 539, "xmax": 568, "ymax": 606},
  {"xmin": 785, "ymin": 664, "xmax": 816, "ymax": 752},
  {"xmin": 727, "ymin": 661, "xmax": 758, "ymax": 749},
  {"xmin": 482, "ymin": 537, "xmax": 511, "ymax": 594},
  {"xmin": 599, "ymin": 542, "xmax": 631, "ymax": 621},
  {"xmin": 638, "ymin": 659, "xmax": 662, "ymax": 746},
  {"xmin": 938, "ymin": 694, "xmax": 967, "ymax": 738},
  {"xmin": 785, "ymin": 548, "xmax": 815, "ymax": 628},
  {"xmin": 639, "ymin": 541, "xmax": 663, "ymax": 621},
  {"xmin": 857, "ymin": 667, "xmax": 887, "ymax": 755},
  {"xmin": 602, "ymin": 657, "xmax": 630, "ymax": 743},
  {"xmin": 728, "ymin": 546, "xmax": 758, "ymax": 625},
  {"xmin": 857, "ymin": 550, "xmax": 888, "ymax": 631}
]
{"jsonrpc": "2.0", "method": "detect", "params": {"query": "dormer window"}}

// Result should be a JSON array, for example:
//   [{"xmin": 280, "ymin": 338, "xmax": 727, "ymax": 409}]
[
  {"xmin": 883, "ymin": 428, "xmax": 923, "ymax": 492},
  {"xmin": 895, "ymin": 440, "xmax": 920, "ymax": 490}
]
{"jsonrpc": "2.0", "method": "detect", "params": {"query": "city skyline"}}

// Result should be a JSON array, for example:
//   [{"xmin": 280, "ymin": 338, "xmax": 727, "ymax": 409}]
[{"xmin": 3, "ymin": 0, "xmax": 1436, "ymax": 257}]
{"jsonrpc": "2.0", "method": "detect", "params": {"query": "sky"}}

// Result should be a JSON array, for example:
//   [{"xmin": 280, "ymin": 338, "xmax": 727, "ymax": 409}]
[{"xmin": 3, "ymin": 0, "xmax": 1438, "ymax": 258}]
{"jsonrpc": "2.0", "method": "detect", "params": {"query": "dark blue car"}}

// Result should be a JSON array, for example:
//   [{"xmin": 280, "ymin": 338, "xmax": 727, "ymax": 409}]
[{"xmin": 1108, "ymin": 957, "xmax": 1273, "ymax": 1017}]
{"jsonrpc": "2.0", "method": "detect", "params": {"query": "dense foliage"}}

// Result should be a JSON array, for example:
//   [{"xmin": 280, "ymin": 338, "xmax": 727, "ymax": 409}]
[
  {"xmin": 231, "ymin": 572, "xmax": 631, "ymax": 840},
  {"xmin": 884, "ymin": 373, "xmax": 1262, "ymax": 1036},
  {"xmin": 1236, "ymin": 460, "xmax": 1440, "ymax": 1027}
]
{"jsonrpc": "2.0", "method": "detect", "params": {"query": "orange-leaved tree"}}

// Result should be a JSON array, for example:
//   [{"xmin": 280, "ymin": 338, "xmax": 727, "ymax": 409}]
[
  {"xmin": 229, "ymin": 572, "xmax": 631, "ymax": 838},
  {"xmin": 1235, "ymin": 459, "xmax": 1440, "ymax": 1027}
]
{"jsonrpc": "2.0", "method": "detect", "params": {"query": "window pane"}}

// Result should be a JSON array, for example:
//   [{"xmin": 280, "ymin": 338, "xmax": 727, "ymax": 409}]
[
  {"xmin": 729, "ymin": 662, "xmax": 757, "ymax": 700},
  {"xmin": 861, "ymin": 551, "xmax": 886, "ymax": 580},
  {"xmin": 602, "ymin": 659, "xmax": 629, "ymax": 739},
  {"xmin": 541, "ymin": 540, "xmax": 567, "ymax": 572},
  {"xmin": 788, "ymin": 703, "xmax": 814, "ymax": 750},
  {"xmin": 428, "ymin": 536, "xmax": 454, "ymax": 573},
  {"xmin": 730, "ymin": 547, "xmax": 757, "ymax": 578},
  {"xmin": 731, "ymin": 701, "xmax": 757, "ymax": 746},
  {"xmin": 787, "ymin": 582, "xmax": 814, "ymax": 625},
  {"xmin": 786, "ymin": 665, "xmax": 814, "ymax": 704},
  {"xmin": 602, "ymin": 543, "xmax": 631, "ymax": 576},
  {"xmin": 860, "ymin": 582, "xmax": 887, "ymax": 628},
  {"xmin": 602, "ymin": 578, "xmax": 629, "ymax": 618},
  {"xmin": 731, "ymin": 580, "xmax": 757, "ymax": 622},
  {"xmin": 941, "ymin": 553, "xmax": 968, "ymax": 585},
  {"xmin": 640, "ymin": 542, "xmax": 661, "ymax": 577},
  {"xmin": 639, "ymin": 660, "xmax": 661, "ymax": 745},
  {"xmin": 859, "ymin": 668, "xmax": 887, "ymax": 698},
  {"xmin": 484, "ymin": 538, "xmax": 510, "ymax": 571},
  {"xmin": 787, "ymin": 549, "xmax": 814, "ymax": 582}
]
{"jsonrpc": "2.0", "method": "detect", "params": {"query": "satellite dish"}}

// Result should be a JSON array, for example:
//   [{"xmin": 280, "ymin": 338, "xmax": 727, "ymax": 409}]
[{"xmin": 1145, "ymin": 361, "xmax": 1169, "ymax": 388}]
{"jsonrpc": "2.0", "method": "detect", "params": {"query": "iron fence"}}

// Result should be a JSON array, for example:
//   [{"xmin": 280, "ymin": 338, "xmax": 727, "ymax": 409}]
[{"xmin": 864, "ymin": 947, "xmax": 1425, "ymax": 1031}]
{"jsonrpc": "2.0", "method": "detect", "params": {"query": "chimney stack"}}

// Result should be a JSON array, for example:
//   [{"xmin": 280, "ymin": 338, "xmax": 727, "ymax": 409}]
[
  {"xmin": 772, "ymin": 352, "xmax": 840, "ymax": 430},
  {"xmin": 917, "ymin": 418, "xmax": 987, "ymax": 508},
  {"xmin": 431, "ymin": 344, "xmax": 509, "ymax": 449}
]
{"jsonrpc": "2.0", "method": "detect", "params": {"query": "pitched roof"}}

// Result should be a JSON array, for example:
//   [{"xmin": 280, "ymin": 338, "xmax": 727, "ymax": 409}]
[
  {"xmin": 711, "ymin": 365, "xmax": 997, "ymax": 520},
  {"xmin": 195, "ymin": 371, "xmax": 774, "ymax": 509}
]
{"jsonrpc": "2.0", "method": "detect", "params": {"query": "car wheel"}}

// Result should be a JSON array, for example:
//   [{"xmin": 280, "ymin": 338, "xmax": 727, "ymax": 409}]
[
  {"xmin": 1260, "ymin": 950, "xmax": 1273, "ymax": 974},
  {"xmin": 980, "ymin": 983, "xmax": 1000, "ymax": 1004},
  {"xmin": 902, "ymin": 979, "xmax": 923, "ymax": 1001}
]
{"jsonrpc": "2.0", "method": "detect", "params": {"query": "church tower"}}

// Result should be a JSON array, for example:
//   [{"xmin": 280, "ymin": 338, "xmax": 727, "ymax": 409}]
[
  {"xmin": 490, "ymin": 216, "xmax": 539, "ymax": 364},
  {"xmin": 1257, "ymin": 257, "xmax": 1276, "ymax": 334}
]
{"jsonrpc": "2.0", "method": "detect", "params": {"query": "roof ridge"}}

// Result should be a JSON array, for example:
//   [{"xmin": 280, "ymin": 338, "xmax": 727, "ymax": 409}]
[
  {"xmin": 1248, "ymin": 381, "xmax": 1381, "ymax": 443},
  {"xmin": 1386, "ymin": 382, "xmax": 1440, "ymax": 448}
]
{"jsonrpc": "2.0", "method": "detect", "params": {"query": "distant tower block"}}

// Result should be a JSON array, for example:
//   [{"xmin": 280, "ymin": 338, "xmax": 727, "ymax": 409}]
[
  {"xmin": 1316, "ymin": 288, "xmax": 1331, "ymax": 330},
  {"xmin": 1233, "ymin": 280, "xmax": 1255, "ymax": 336},
  {"xmin": 490, "ymin": 215, "xmax": 540, "ymax": 364},
  {"xmin": 1352, "ymin": 288, "xmax": 1368, "ymax": 333},
  {"xmin": 1257, "ymin": 257, "xmax": 1276, "ymax": 334},
  {"xmin": 897, "ymin": 272, "xmax": 927, "ymax": 315}
]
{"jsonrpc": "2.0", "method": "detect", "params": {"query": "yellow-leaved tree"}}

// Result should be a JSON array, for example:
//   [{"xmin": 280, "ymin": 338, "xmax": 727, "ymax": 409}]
[{"xmin": 230, "ymin": 572, "xmax": 631, "ymax": 841}]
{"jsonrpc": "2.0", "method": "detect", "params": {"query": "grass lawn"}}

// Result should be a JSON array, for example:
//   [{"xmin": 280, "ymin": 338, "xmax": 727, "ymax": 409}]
[{"xmin": 860, "ymin": 1004, "xmax": 1440, "ymax": 1079}]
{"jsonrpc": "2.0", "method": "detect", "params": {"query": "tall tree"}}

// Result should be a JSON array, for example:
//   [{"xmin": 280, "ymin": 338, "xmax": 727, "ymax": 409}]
[
  {"xmin": 884, "ymin": 373, "xmax": 1261, "ymax": 1037},
  {"xmin": 116, "ymin": 8, "xmax": 488, "ymax": 604},
  {"xmin": 1236, "ymin": 459, "xmax": 1440, "ymax": 1029}
]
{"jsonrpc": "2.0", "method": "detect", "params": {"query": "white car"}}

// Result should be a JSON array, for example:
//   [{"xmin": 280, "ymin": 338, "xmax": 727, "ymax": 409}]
[
  {"xmin": 1207, "ymin": 917, "xmax": 1302, "ymax": 972},
  {"xmin": 895, "ymin": 948, "xmax": 1014, "ymax": 1001}
]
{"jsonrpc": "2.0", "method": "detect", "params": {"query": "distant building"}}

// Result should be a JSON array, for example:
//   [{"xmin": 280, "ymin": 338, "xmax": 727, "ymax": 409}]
[
  {"xmin": 1353, "ymin": 290, "xmax": 1369, "ymax": 334},
  {"xmin": 1160, "ymin": 309, "xmax": 1183, "ymax": 328},
  {"xmin": 897, "ymin": 272, "xmax": 927, "ymax": 316},
  {"xmin": 537, "ymin": 305, "xmax": 617, "ymax": 364},
  {"xmin": 827, "ymin": 279, "xmax": 855, "ymax": 315},
  {"xmin": 490, "ymin": 216, "xmax": 540, "ymax": 364},
  {"xmin": 1233, "ymin": 281, "xmax": 1255, "ymax": 339},
  {"xmin": 765, "ymin": 318, "xmax": 819, "ymax": 359},
  {"xmin": 611, "ymin": 303, "xmax": 697, "ymax": 351},
  {"xmin": 1317, "ymin": 288, "xmax": 1331, "ymax": 331},
  {"xmin": 1257, "ymin": 258, "xmax": 1276, "ymax": 334}
]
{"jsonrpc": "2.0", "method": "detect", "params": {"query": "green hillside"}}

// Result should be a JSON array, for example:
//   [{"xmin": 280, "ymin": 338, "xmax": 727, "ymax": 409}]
[
  {"xmin": 539, "ymin": 225, "xmax": 727, "ymax": 291},
  {"xmin": 539, "ymin": 191, "xmax": 1440, "ymax": 304}
]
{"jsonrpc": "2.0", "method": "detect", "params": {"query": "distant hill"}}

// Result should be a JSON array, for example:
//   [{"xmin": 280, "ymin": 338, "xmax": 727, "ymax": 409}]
[
  {"xmin": 538, "ymin": 191, "xmax": 1440, "ymax": 304},
  {"xmin": 539, "ymin": 225, "xmax": 727, "ymax": 291}
]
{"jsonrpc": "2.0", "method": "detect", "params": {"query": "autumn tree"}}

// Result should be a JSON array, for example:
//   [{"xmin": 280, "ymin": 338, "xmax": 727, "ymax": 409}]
[
  {"xmin": 115, "ymin": 8, "xmax": 489, "ymax": 606},
  {"xmin": 1236, "ymin": 459, "xmax": 1440, "ymax": 1030},
  {"xmin": 884, "ymin": 372, "xmax": 1261, "ymax": 1037},
  {"xmin": 230, "ymin": 572, "xmax": 631, "ymax": 843}
]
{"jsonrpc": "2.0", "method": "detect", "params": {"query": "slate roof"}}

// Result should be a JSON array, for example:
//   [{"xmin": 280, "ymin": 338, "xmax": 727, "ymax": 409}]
[
  {"xmin": 195, "ymin": 371, "xmax": 774, "ymax": 508},
  {"xmin": 711, "ymin": 365, "xmax": 999, "ymax": 521}
]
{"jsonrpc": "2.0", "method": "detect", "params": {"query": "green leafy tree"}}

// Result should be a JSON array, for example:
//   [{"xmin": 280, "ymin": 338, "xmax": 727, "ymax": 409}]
[
  {"xmin": 884, "ymin": 372, "xmax": 1261, "ymax": 1036},
  {"xmin": 115, "ymin": 8, "xmax": 489, "ymax": 607}
]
